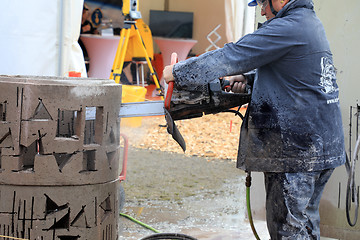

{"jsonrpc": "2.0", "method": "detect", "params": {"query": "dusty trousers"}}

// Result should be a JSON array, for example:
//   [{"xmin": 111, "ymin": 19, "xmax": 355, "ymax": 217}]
[{"xmin": 264, "ymin": 169, "xmax": 334, "ymax": 240}]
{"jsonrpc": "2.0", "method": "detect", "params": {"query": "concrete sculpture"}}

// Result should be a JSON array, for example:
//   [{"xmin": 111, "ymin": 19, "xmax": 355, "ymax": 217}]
[{"xmin": 0, "ymin": 75, "xmax": 123, "ymax": 240}]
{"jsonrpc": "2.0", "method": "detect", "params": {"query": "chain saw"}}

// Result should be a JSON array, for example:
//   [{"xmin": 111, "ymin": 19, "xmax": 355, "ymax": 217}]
[{"xmin": 117, "ymin": 53, "xmax": 251, "ymax": 152}]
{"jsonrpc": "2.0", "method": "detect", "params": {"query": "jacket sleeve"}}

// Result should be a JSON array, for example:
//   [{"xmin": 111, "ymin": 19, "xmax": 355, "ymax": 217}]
[{"xmin": 172, "ymin": 18, "xmax": 304, "ymax": 90}]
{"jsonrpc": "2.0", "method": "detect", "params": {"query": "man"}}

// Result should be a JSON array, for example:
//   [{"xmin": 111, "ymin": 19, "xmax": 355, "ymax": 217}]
[{"xmin": 163, "ymin": 0, "xmax": 345, "ymax": 239}]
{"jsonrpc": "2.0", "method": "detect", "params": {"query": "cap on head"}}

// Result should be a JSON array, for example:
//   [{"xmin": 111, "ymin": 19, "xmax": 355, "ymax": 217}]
[{"xmin": 248, "ymin": 0, "xmax": 258, "ymax": 6}]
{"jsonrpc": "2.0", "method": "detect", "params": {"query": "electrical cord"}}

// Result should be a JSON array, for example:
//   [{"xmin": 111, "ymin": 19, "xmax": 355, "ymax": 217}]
[{"xmin": 223, "ymin": 108, "xmax": 244, "ymax": 120}]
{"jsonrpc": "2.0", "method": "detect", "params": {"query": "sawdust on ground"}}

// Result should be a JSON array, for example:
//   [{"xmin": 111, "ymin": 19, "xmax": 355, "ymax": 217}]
[{"xmin": 120, "ymin": 109, "xmax": 246, "ymax": 161}]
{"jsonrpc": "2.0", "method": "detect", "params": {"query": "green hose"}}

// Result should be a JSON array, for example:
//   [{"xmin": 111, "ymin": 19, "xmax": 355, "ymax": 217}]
[
  {"xmin": 120, "ymin": 212, "xmax": 161, "ymax": 233},
  {"xmin": 246, "ymin": 172, "xmax": 261, "ymax": 240},
  {"xmin": 120, "ymin": 213, "xmax": 198, "ymax": 239}
]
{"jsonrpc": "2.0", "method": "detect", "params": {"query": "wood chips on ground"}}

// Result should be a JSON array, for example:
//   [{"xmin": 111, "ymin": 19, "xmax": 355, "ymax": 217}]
[{"xmin": 120, "ymin": 109, "xmax": 246, "ymax": 161}]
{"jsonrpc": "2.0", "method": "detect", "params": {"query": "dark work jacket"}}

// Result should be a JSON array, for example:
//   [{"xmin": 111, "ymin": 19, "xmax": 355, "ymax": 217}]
[{"xmin": 172, "ymin": 0, "xmax": 345, "ymax": 172}]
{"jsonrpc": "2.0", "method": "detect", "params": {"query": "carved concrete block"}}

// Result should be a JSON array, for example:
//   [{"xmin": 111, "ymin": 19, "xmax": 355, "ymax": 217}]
[{"xmin": 0, "ymin": 75, "xmax": 123, "ymax": 239}]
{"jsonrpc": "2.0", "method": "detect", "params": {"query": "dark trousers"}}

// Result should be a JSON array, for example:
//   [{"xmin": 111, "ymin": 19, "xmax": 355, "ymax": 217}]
[{"xmin": 264, "ymin": 169, "xmax": 334, "ymax": 240}]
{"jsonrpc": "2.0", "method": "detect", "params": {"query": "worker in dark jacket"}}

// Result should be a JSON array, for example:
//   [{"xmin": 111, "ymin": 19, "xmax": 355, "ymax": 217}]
[{"xmin": 163, "ymin": 0, "xmax": 345, "ymax": 239}]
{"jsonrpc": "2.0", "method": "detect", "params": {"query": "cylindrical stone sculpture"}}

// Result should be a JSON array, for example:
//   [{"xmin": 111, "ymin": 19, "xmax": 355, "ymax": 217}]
[{"xmin": 0, "ymin": 75, "xmax": 123, "ymax": 240}]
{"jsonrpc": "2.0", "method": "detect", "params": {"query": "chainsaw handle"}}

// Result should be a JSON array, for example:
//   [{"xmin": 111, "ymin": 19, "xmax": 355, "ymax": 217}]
[
  {"xmin": 119, "ymin": 133, "xmax": 129, "ymax": 181},
  {"xmin": 221, "ymin": 79, "xmax": 231, "ymax": 90},
  {"xmin": 165, "ymin": 52, "xmax": 178, "ymax": 110}
]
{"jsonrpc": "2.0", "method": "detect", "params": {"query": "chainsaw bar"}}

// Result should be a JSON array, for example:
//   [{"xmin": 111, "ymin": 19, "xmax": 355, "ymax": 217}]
[{"xmin": 164, "ymin": 108, "xmax": 186, "ymax": 152}]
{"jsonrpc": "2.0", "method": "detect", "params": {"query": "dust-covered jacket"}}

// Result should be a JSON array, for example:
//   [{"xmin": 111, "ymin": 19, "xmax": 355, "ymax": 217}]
[{"xmin": 172, "ymin": 0, "xmax": 346, "ymax": 172}]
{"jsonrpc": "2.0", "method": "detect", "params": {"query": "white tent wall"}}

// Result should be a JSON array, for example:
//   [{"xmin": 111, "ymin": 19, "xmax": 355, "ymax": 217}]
[
  {"xmin": 0, "ymin": 0, "xmax": 86, "ymax": 77},
  {"xmin": 224, "ymin": 0, "xmax": 255, "ymax": 43},
  {"xmin": 60, "ymin": 0, "xmax": 87, "ymax": 77}
]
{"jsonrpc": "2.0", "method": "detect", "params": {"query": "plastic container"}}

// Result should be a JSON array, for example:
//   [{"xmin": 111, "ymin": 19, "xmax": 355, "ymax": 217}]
[{"xmin": 121, "ymin": 85, "xmax": 147, "ymax": 127}]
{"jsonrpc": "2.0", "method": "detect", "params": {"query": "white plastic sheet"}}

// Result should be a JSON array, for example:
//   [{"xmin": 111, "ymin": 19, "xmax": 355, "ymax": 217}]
[{"xmin": 0, "ymin": 0, "xmax": 86, "ymax": 77}]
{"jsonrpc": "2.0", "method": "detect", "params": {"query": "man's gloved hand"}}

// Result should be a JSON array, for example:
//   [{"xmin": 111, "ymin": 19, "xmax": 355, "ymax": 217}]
[{"xmin": 225, "ymin": 74, "xmax": 247, "ymax": 93}]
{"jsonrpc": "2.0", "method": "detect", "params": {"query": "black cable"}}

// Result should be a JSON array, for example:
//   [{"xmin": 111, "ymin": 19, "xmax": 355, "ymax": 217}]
[
  {"xmin": 222, "ymin": 106, "xmax": 245, "ymax": 120},
  {"xmin": 140, "ymin": 233, "xmax": 198, "ymax": 240},
  {"xmin": 345, "ymin": 153, "xmax": 359, "ymax": 226}
]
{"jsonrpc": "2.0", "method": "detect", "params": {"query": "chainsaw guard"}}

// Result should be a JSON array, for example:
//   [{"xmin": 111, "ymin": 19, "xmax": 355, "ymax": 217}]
[{"xmin": 164, "ymin": 108, "xmax": 186, "ymax": 152}]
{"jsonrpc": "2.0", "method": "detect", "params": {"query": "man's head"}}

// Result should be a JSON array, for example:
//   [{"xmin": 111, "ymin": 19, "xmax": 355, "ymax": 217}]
[{"xmin": 248, "ymin": 0, "xmax": 290, "ymax": 20}]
